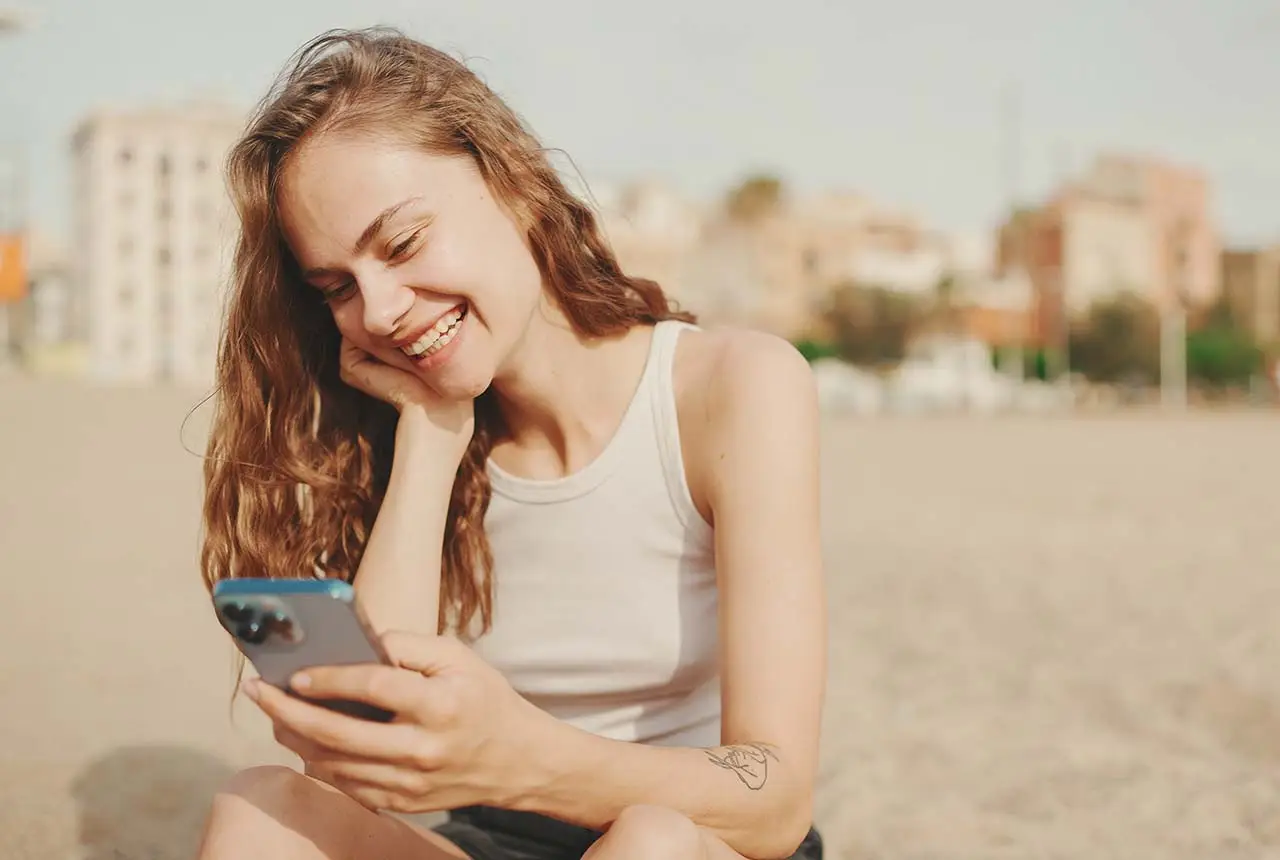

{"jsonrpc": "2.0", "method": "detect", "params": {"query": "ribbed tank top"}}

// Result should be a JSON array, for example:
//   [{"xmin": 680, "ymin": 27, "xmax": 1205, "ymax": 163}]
[{"xmin": 473, "ymin": 320, "xmax": 720, "ymax": 748}]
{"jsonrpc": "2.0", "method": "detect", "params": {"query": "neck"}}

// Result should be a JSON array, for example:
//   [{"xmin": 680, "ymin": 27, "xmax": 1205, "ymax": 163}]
[{"xmin": 488, "ymin": 300, "xmax": 651, "ymax": 472}]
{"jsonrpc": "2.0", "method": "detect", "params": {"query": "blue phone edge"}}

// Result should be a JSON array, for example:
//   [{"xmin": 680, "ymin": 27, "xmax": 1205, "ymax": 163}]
[{"xmin": 212, "ymin": 578, "xmax": 354, "ymax": 601}]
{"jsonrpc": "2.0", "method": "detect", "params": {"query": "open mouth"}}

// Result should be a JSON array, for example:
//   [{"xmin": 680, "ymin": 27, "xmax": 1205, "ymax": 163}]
[{"xmin": 399, "ymin": 304, "xmax": 467, "ymax": 359}]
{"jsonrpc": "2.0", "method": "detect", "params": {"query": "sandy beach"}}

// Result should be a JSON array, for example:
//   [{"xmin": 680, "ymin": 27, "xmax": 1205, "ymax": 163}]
[{"xmin": 2, "ymin": 375, "xmax": 1277, "ymax": 859}]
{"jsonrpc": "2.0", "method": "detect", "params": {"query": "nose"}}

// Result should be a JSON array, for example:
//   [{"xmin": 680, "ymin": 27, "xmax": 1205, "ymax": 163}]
[{"xmin": 360, "ymin": 275, "xmax": 414, "ymax": 337}]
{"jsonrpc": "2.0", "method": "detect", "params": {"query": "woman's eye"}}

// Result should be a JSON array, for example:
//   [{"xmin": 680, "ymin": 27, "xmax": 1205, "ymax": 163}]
[
  {"xmin": 322, "ymin": 280, "xmax": 356, "ymax": 303},
  {"xmin": 389, "ymin": 229, "xmax": 424, "ymax": 261}
]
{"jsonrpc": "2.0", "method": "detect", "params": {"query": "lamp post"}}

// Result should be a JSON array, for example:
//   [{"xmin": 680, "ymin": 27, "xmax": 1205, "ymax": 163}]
[
  {"xmin": 1160, "ymin": 222, "xmax": 1190, "ymax": 411},
  {"xmin": 0, "ymin": 7, "xmax": 28, "ymax": 369}
]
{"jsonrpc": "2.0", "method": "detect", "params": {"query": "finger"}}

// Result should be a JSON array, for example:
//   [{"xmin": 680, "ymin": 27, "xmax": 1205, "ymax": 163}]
[
  {"xmin": 330, "ymin": 780, "xmax": 402, "ymax": 814},
  {"xmin": 245, "ymin": 679, "xmax": 419, "ymax": 761},
  {"xmin": 288, "ymin": 663, "xmax": 424, "ymax": 715},
  {"xmin": 377, "ymin": 631, "xmax": 465, "ymax": 675},
  {"xmin": 273, "ymin": 723, "xmax": 328, "ymax": 760},
  {"xmin": 311, "ymin": 758, "xmax": 429, "ymax": 798}
]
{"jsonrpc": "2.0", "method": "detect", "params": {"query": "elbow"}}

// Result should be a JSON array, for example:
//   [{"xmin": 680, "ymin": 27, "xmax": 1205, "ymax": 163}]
[{"xmin": 746, "ymin": 790, "xmax": 815, "ymax": 860}]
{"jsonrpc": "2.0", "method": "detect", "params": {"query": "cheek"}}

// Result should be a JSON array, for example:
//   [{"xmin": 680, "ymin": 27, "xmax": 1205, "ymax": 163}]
[{"xmin": 330, "ymin": 303, "xmax": 373, "ymax": 348}]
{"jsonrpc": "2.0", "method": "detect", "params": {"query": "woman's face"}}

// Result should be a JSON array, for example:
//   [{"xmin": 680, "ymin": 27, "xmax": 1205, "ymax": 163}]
[{"xmin": 277, "ymin": 131, "xmax": 545, "ymax": 401}]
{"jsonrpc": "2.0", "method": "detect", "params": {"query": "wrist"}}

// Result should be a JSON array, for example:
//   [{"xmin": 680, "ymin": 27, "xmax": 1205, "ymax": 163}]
[
  {"xmin": 395, "ymin": 408, "xmax": 470, "ymax": 469},
  {"xmin": 501, "ymin": 706, "xmax": 589, "ymax": 813}
]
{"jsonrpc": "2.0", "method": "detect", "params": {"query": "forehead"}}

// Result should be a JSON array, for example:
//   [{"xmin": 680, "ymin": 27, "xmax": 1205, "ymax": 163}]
[{"xmin": 276, "ymin": 132, "xmax": 477, "ymax": 260}]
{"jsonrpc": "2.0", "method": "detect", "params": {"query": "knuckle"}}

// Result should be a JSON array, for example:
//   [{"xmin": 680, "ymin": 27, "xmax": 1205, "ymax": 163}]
[
  {"xmin": 364, "ymin": 667, "xmax": 400, "ymax": 702},
  {"xmin": 404, "ymin": 769, "xmax": 431, "ymax": 797},
  {"xmin": 409, "ymin": 739, "xmax": 443, "ymax": 771},
  {"xmin": 433, "ymin": 691, "xmax": 460, "ymax": 724}
]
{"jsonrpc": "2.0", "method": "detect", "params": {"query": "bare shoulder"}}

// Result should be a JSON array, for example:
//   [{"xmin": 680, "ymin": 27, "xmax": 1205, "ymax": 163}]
[
  {"xmin": 674, "ymin": 325, "xmax": 817, "ymax": 419},
  {"xmin": 673, "ymin": 326, "xmax": 818, "ymax": 519}
]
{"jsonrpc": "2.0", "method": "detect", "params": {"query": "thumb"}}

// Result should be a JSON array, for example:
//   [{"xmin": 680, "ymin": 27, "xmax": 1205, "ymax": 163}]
[{"xmin": 379, "ymin": 631, "xmax": 464, "ymax": 675}]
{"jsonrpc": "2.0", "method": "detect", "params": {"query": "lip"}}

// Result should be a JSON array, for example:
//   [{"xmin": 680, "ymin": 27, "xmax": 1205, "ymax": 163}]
[{"xmin": 389, "ymin": 303, "xmax": 466, "ymax": 350}]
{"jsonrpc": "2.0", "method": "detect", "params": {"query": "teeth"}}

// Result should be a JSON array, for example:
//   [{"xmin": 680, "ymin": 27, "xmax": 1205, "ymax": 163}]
[{"xmin": 400, "ymin": 307, "xmax": 465, "ymax": 358}]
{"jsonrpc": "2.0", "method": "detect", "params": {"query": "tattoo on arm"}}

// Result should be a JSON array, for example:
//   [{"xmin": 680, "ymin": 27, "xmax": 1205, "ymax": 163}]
[{"xmin": 704, "ymin": 742, "xmax": 779, "ymax": 790}]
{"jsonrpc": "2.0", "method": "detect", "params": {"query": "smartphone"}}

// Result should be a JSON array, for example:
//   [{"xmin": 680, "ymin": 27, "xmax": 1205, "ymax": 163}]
[{"xmin": 212, "ymin": 578, "xmax": 396, "ymax": 722}]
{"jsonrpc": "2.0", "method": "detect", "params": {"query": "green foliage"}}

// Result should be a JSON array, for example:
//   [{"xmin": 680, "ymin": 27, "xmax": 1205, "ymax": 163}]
[
  {"xmin": 725, "ymin": 175, "xmax": 785, "ymax": 221},
  {"xmin": 820, "ymin": 282, "xmax": 924, "ymax": 366},
  {"xmin": 793, "ymin": 339, "xmax": 840, "ymax": 363},
  {"xmin": 1069, "ymin": 294, "xmax": 1161, "ymax": 384},
  {"xmin": 989, "ymin": 346, "xmax": 1056, "ymax": 381},
  {"xmin": 1186, "ymin": 325, "xmax": 1262, "ymax": 386}
]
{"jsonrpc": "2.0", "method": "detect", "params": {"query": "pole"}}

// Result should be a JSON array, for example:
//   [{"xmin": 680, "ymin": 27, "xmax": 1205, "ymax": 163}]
[
  {"xmin": 1002, "ymin": 81, "xmax": 1026, "ymax": 387},
  {"xmin": 0, "ymin": 9, "xmax": 25, "ymax": 369},
  {"xmin": 1161, "ymin": 224, "xmax": 1189, "ymax": 411},
  {"xmin": 1160, "ymin": 304, "xmax": 1187, "ymax": 409}
]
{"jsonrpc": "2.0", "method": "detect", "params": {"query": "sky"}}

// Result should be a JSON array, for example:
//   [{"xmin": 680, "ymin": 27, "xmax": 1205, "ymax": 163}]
[{"xmin": 1, "ymin": 0, "xmax": 1277, "ymax": 248}]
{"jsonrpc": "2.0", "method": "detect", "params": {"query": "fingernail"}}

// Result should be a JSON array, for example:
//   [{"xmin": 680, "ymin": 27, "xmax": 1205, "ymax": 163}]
[
  {"xmin": 291, "ymin": 672, "xmax": 312, "ymax": 691},
  {"xmin": 240, "ymin": 679, "xmax": 260, "ymax": 701}
]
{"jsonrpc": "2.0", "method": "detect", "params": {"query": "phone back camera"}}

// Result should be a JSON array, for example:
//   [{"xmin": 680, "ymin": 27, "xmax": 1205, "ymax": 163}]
[
  {"xmin": 219, "ymin": 601, "xmax": 252, "ymax": 624},
  {"xmin": 237, "ymin": 620, "xmax": 269, "ymax": 644}
]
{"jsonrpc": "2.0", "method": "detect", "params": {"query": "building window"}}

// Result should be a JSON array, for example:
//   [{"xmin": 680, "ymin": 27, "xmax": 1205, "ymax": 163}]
[{"xmin": 158, "ymin": 155, "xmax": 171, "ymax": 177}]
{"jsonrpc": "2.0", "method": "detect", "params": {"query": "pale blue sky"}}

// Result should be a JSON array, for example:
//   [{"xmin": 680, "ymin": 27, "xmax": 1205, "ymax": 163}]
[{"xmin": 2, "ymin": 0, "xmax": 1277, "ymax": 245}]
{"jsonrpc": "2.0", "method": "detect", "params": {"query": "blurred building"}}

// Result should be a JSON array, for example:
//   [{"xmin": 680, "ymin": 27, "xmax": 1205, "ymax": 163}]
[
  {"xmin": 1222, "ymin": 245, "xmax": 1280, "ymax": 344},
  {"xmin": 13, "ymin": 230, "xmax": 84, "ymax": 375},
  {"xmin": 0, "ymin": 144, "xmax": 24, "ymax": 368},
  {"xmin": 998, "ymin": 153, "xmax": 1221, "ymax": 347},
  {"xmin": 598, "ymin": 178, "xmax": 1033, "ymax": 347},
  {"xmin": 72, "ymin": 102, "xmax": 243, "ymax": 385},
  {"xmin": 594, "ymin": 179, "xmax": 707, "ymax": 311}
]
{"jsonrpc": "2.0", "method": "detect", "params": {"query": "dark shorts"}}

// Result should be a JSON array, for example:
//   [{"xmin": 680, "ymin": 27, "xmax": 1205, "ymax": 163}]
[{"xmin": 433, "ymin": 805, "xmax": 823, "ymax": 860}]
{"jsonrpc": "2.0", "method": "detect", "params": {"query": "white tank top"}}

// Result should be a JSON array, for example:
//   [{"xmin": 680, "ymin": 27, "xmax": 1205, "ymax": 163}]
[{"xmin": 473, "ymin": 320, "xmax": 720, "ymax": 748}]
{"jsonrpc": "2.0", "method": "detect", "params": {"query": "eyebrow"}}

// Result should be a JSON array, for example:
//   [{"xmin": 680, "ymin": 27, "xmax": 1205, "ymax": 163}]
[{"xmin": 302, "ymin": 196, "xmax": 423, "ymax": 280}]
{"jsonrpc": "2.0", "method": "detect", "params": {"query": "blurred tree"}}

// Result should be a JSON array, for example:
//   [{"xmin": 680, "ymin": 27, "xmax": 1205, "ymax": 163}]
[
  {"xmin": 820, "ymin": 281, "xmax": 923, "ymax": 366},
  {"xmin": 792, "ymin": 338, "xmax": 840, "ymax": 363},
  {"xmin": 931, "ymin": 273, "xmax": 961, "ymax": 334},
  {"xmin": 1185, "ymin": 299, "xmax": 1263, "ymax": 387},
  {"xmin": 1069, "ymin": 293, "xmax": 1161, "ymax": 384},
  {"xmin": 725, "ymin": 175, "xmax": 785, "ymax": 221}
]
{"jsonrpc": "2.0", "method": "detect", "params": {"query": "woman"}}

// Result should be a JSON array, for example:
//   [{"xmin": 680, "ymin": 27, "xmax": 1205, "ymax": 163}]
[{"xmin": 197, "ymin": 27, "xmax": 827, "ymax": 860}]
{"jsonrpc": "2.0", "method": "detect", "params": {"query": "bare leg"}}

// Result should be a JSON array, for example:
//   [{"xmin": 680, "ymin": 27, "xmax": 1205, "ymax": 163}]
[
  {"xmin": 196, "ymin": 766, "xmax": 470, "ymax": 860},
  {"xmin": 581, "ymin": 805, "xmax": 749, "ymax": 860}
]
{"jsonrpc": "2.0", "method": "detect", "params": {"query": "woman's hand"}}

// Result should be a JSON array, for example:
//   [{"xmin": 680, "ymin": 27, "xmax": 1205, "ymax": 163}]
[
  {"xmin": 339, "ymin": 337, "xmax": 475, "ymax": 459},
  {"xmin": 241, "ymin": 632, "xmax": 552, "ymax": 814}
]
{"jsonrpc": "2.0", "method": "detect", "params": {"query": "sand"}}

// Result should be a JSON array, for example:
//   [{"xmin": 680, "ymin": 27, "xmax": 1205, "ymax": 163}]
[{"xmin": 2, "ymin": 375, "xmax": 1278, "ymax": 859}]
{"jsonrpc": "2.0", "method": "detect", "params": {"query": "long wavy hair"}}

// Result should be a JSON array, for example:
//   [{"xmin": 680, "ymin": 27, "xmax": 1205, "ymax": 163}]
[{"xmin": 200, "ymin": 28, "xmax": 694, "ymax": 635}]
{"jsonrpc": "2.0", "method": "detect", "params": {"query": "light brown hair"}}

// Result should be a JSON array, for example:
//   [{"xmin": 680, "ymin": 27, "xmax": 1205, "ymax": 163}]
[{"xmin": 200, "ymin": 27, "xmax": 694, "ymax": 635}]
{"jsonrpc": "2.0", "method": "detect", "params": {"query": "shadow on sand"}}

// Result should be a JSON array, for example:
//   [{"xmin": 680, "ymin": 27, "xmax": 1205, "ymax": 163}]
[{"xmin": 71, "ymin": 744, "xmax": 236, "ymax": 860}]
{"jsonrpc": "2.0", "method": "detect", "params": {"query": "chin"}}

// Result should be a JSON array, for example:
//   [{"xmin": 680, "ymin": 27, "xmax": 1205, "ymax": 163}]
[{"xmin": 419, "ymin": 366, "xmax": 493, "ymax": 402}]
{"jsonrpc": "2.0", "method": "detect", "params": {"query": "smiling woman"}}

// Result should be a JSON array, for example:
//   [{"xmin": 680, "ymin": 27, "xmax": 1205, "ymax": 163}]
[{"xmin": 197, "ymin": 26, "xmax": 827, "ymax": 860}]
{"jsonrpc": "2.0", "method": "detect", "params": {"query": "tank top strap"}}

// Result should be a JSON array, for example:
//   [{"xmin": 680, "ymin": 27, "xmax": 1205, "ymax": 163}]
[{"xmin": 648, "ymin": 320, "xmax": 711, "ymax": 535}]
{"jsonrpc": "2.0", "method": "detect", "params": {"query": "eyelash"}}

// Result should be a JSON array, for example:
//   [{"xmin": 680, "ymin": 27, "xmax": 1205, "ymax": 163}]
[
  {"xmin": 389, "ymin": 230, "xmax": 422, "ymax": 260},
  {"xmin": 320, "ymin": 228, "xmax": 426, "ymax": 304}
]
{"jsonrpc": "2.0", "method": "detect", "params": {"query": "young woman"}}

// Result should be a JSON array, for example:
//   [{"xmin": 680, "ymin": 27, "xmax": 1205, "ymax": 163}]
[{"xmin": 196, "ymin": 27, "xmax": 827, "ymax": 860}]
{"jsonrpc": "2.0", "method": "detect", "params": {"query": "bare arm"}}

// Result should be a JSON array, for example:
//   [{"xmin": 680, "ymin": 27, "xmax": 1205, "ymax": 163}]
[
  {"xmin": 512, "ymin": 333, "xmax": 827, "ymax": 859},
  {"xmin": 350, "ymin": 407, "xmax": 461, "ymax": 637}
]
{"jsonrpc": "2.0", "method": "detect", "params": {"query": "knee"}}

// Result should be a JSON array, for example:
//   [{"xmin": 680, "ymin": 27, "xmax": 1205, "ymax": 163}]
[
  {"xmin": 206, "ymin": 765, "xmax": 312, "ymax": 826},
  {"xmin": 218, "ymin": 765, "xmax": 306, "ymax": 806},
  {"xmin": 598, "ymin": 805, "xmax": 705, "ymax": 860}
]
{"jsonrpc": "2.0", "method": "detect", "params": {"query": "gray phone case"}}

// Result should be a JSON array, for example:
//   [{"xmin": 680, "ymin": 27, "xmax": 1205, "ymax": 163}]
[{"xmin": 213, "ymin": 582, "xmax": 395, "ymax": 722}]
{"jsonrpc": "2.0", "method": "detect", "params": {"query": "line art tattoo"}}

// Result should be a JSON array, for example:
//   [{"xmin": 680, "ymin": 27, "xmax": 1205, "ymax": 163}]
[{"xmin": 704, "ymin": 743, "xmax": 779, "ymax": 790}]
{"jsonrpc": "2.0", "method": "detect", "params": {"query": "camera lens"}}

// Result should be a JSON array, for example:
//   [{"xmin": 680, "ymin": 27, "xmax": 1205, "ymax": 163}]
[
  {"xmin": 220, "ymin": 601, "xmax": 251, "ymax": 623},
  {"xmin": 238, "ymin": 620, "xmax": 268, "ymax": 644}
]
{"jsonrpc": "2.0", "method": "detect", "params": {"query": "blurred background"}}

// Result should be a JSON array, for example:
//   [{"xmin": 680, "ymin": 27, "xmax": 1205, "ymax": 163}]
[{"xmin": 0, "ymin": 2, "xmax": 1277, "ymax": 859}]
